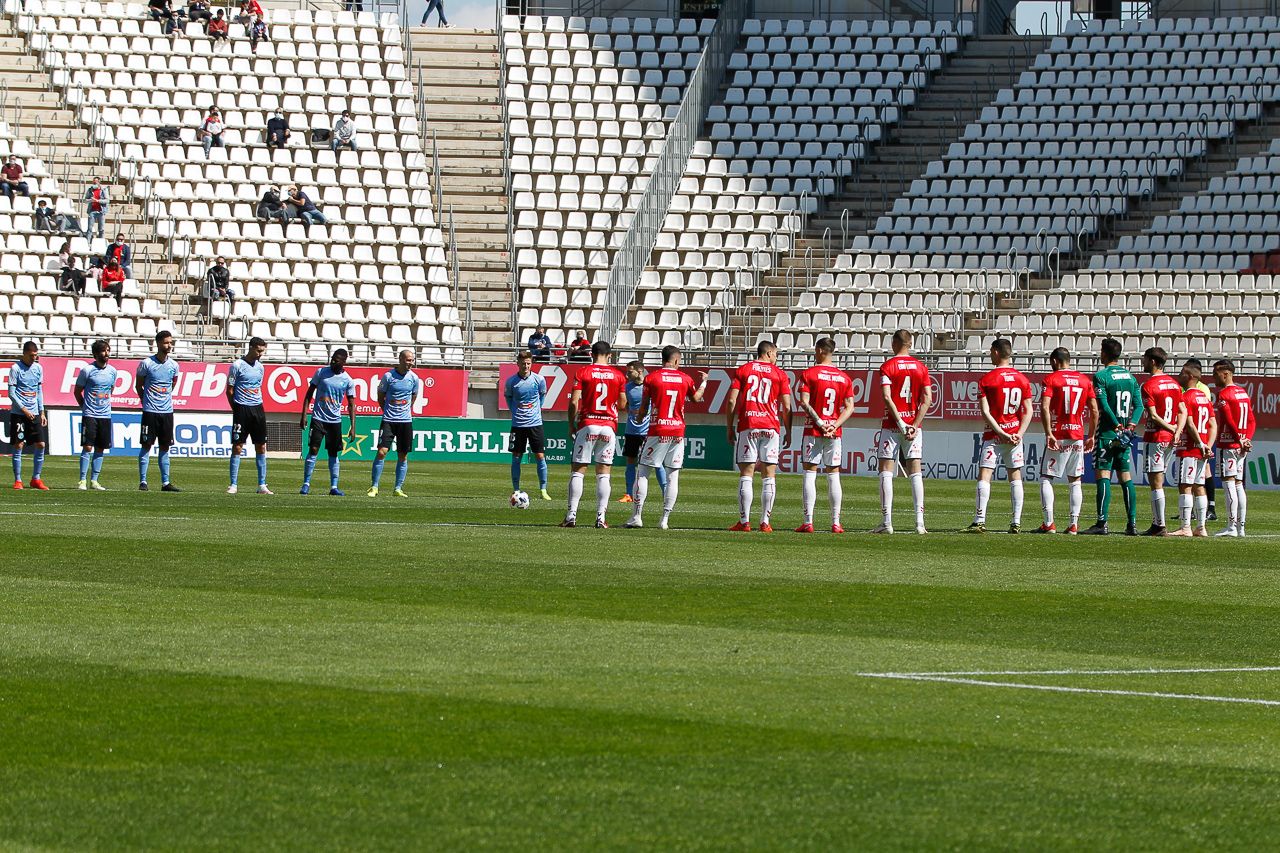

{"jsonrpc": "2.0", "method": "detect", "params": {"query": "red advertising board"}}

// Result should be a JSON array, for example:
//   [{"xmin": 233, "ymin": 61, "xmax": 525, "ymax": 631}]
[
  {"xmin": 1, "ymin": 357, "xmax": 469, "ymax": 418},
  {"xmin": 498, "ymin": 363, "xmax": 1280, "ymax": 428}
]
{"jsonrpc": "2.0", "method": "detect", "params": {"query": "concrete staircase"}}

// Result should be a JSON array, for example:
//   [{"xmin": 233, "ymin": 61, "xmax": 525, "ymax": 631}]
[
  {"xmin": 408, "ymin": 26, "xmax": 513, "ymax": 369},
  {"xmin": 0, "ymin": 15, "xmax": 192, "ymax": 338}
]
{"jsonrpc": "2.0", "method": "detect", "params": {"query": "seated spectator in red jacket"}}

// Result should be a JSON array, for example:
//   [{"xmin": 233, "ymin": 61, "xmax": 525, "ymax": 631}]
[
  {"xmin": 1, "ymin": 155, "xmax": 30, "ymax": 200},
  {"xmin": 567, "ymin": 331, "xmax": 591, "ymax": 362},
  {"xmin": 207, "ymin": 9, "xmax": 229, "ymax": 41},
  {"xmin": 100, "ymin": 258, "xmax": 126, "ymax": 303}
]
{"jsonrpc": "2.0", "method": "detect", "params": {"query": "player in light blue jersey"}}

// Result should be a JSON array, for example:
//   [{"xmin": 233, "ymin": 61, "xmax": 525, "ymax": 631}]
[
  {"xmin": 299, "ymin": 348, "xmax": 357, "ymax": 495},
  {"xmin": 73, "ymin": 338, "xmax": 118, "ymax": 490},
  {"xmin": 227, "ymin": 336, "xmax": 271, "ymax": 494},
  {"xmin": 369, "ymin": 349, "xmax": 420, "ymax": 498},
  {"xmin": 620, "ymin": 360, "xmax": 666, "ymax": 503},
  {"xmin": 504, "ymin": 351, "xmax": 550, "ymax": 500},
  {"xmin": 135, "ymin": 330, "xmax": 182, "ymax": 492},
  {"xmin": 9, "ymin": 341, "xmax": 48, "ymax": 490}
]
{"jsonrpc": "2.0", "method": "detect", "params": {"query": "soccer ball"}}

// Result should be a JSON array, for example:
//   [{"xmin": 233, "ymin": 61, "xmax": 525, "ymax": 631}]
[{"xmin": 510, "ymin": 490, "xmax": 530, "ymax": 509}]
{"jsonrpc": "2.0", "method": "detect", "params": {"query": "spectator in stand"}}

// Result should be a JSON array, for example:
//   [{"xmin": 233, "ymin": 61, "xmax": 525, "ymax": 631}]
[
  {"xmin": 149, "ymin": 0, "xmax": 179, "ymax": 35},
  {"xmin": 100, "ymin": 257, "xmax": 126, "ymax": 303},
  {"xmin": 186, "ymin": 0, "xmax": 212, "ymax": 30},
  {"xmin": 235, "ymin": 0, "xmax": 263, "ymax": 23},
  {"xmin": 33, "ymin": 198, "xmax": 57, "ymax": 232},
  {"xmin": 206, "ymin": 256, "xmax": 236, "ymax": 307},
  {"xmin": 83, "ymin": 178, "xmax": 108, "ymax": 239},
  {"xmin": 248, "ymin": 15, "xmax": 269, "ymax": 52},
  {"xmin": 527, "ymin": 326, "xmax": 552, "ymax": 362},
  {"xmin": 200, "ymin": 107, "xmax": 225, "ymax": 158},
  {"xmin": 104, "ymin": 233, "xmax": 133, "ymax": 278},
  {"xmin": 331, "ymin": 111, "xmax": 357, "ymax": 152},
  {"xmin": 207, "ymin": 9, "xmax": 229, "ymax": 43},
  {"xmin": 256, "ymin": 185, "xmax": 289, "ymax": 227},
  {"xmin": 57, "ymin": 239, "xmax": 72, "ymax": 269},
  {"xmin": 421, "ymin": 0, "xmax": 450, "ymax": 26},
  {"xmin": 265, "ymin": 110, "xmax": 290, "ymax": 149},
  {"xmin": 287, "ymin": 185, "xmax": 326, "ymax": 227},
  {"xmin": 60, "ymin": 255, "xmax": 87, "ymax": 294},
  {"xmin": 1, "ymin": 155, "xmax": 30, "ymax": 200},
  {"xmin": 568, "ymin": 331, "xmax": 591, "ymax": 362}
]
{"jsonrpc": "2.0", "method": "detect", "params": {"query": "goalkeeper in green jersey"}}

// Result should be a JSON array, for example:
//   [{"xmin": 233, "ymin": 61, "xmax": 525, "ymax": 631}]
[{"xmin": 1082, "ymin": 338, "xmax": 1142, "ymax": 536}]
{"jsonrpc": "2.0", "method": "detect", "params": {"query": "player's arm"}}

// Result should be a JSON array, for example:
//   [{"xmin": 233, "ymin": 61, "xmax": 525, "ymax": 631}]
[
  {"xmin": 226, "ymin": 364, "xmax": 238, "ymax": 406},
  {"xmin": 1143, "ymin": 390, "xmax": 1176, "ymax": 435},
  {"xmin": 567, "ymin": 386, "xmax": 581, "ymax": 433},
  {"xmin": 1084, "ymin": 397, "xmax": 1099, "ymax": 452},
  {"xmin": 779, "ymin": 392, "xmax": 793, "ymax": 447},
  {"xmin": 725, "ymin": 384, "xmax": 740, "ymax": 444},
  {"xmin": 796, "ymin": 386, "xmax": 820, "ymax": 427},
  {"xmin": 979, "ymin": 395, "xmax": 1008, "ymax": 441},
  {"xmin": 830, "ymin": 393, "xmax": 856, "ymax": 432},
  {"xmin": 690, "ymin": 371, "xmax": 707, "ymax": 403},
  {"xmin": 8, "ymin": 367, "xmax": 28, "ymax": 420},
  {"xmin": 376, "ymin": 378, "xmax": 387, "ymax": 411},
  {"xmin": 134, "ymin": 364, "xmax": 146, "ymax": 400},
  {"xmin": 1203, "ymin": 407, "xmax": 1218, "ymax": 451},
  {"xmin": 637, "ymin": 385, "xmax": 652, "ymax": 422},
  {"xmin": 1170, "ymin": 399, "xmax": 1188, "ymax": 446},
  {"xmin": 879, "ymin": 373, "xmax": 905, "ymax": 432},
  {"xmin": 910, "ymin": 381, "xmax": 932, "ymax": 433},
  {"xmin": 1014, "ymin": 392, "xmax": 1034, "ymax": 442},
  {"xmin": 1093, "ymin": 375, "xmax": 1120, "ymax": 428},
  {"xmin": 502, "ymin": 377, "xmax": 513, "ymax": 409},
  {"xmin": 346, "ymin": 392, "xmax": 357, "ymax": 438},
  {"xmin": 1040, "ymin": 385, "xmax": 1056, "ymax": 449},
  {"xmin": 73, "ymin": 371, "xmax": 86, "ymax": 409},
  {"xmin": 298, "ymin": 383, "xmax": 316, "ymax": 428},
  {"xmin": 37, "ymin": 375, "xmax": 46, "ymax": 426}
]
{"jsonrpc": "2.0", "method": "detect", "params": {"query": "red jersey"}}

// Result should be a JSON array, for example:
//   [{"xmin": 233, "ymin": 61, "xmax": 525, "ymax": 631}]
[
  {"xmin": 1179, "ymin": 387, "xmax": 1214, "ymax": 459},
  {"xmin": 798, "ymin": 364, "xmax": 854, "ymax": 437},
  {"xmin": 731, "ymin": 360, "xmax": 790, "ymax": 431},
  {"xmin": 1, "ymin": 163, "xmax": 21, "ymax": 182},
  {"xmin": 978, "ymin": 365, "xmax": 1032, "ymax": 440},
  {"xmin": 1141, "ymin": 373, "xmax": 1184, "ymax": 444},
  {"xmin": 1041, "ymin": 369, "xmax": 1094, "ymax": 441},
  {"xmin": 878, "ymin": 354, "xmax": 930, "ymax": 430},
  {"xmin": 574, "ymin": 363, "xmax": 626, "ymax": 428},
  {"xmin": 642, "ymin": 368, "xmax": 696, "ymax": 437},
  {"xmin": 1216, "ymin": 384, "xmax": 1256, "ymax": 449}
]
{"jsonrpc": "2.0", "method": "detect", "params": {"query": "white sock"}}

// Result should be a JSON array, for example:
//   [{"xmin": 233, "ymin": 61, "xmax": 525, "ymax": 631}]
[
  {"xmin": 595, "ymin": 473, "xmax": 610, "ymax": 519},
  {"xmin": 1039, "ymin": 478, "xmax": 1055, "ymax": 527},
  {"xmin": 738, "ymin": 475, "xmax": 753, "ymax": 524},
  {"xmin": 827, "ymin": 472, "xmax": 842, "ymax": 526},
  {"xmin": 662, "ymin": 468, "xmax": 679, "ymax": 519},
  {"xmin": 801, "ymin": 470, "xmax": 817, "ymax": 525},
  {"xmin": 1194, "ymin": 494, "xmax": 1208, "ymax": 528},
  {"xmin": 1068, "ymin": 480, "xmax": 1082, "ymax": 526},
  {"xmin": 1010, "ymin": 478, "xmax": 1024, "ymax": 525},
  {"xmin": 1151, "ymin": 488, "xmax": 1165, "ymax": 526},
  {"xmin": 567, "ymin": 471, "xmax": 584, "ymax": 519},
  {"xmin": 975, "ymin": 479, "xmax": 990, "ymax": 523},
  {"xmin": 909, "ymin": 472, "xmax": 924, "ymax": 526},
  {"xmin": 1223, "ymin": 478, "xmax": 1236, "ymax": 527},
  {"xmin": 879, "ymin": 470, "xmax": 893, "ymax": 525},
  {"xmin": 1178, "ymin": 492, "xmax": 1192, "ymax": 528},
  {"xmin": 1235, "ymin": 480, "xmax": 1247, "ymax": 527},
  {"xmin": 761, "ymin": 476, "xmax": 776, "ymax": 525},
  {"xmin": 633, "ymin": 465, "xmax": 649, "ymax": 519}
]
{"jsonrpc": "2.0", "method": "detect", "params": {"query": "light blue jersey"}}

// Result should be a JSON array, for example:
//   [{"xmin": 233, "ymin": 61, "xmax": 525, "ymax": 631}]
[
  {"xmin": 504, "ymin": 372, "xmax": 546, "ymax": 428},
  {"xmin": 8, "ymin": 361, "xmax": 43, "ymax": 414},
  {"xmin": 76, "ymin": 363, "xmax": 118, "ymax": 418},
  {"xmin": 308, "ymin": 366, "xmax": 354, "ymax": 424},
  {"xmin": 228, "ymin": 357, "xmax": 265, "ymax": 406},
  {"xmin": 137, "ymin": 356, "xmax": 180, "ymax": 414},
  {"xmin": 624, "ymin": 381, "xmax": 648, "ymax": 436},
  {"xmin": 379, "ymin": 368, "xmax": 420, "ymax": 423}
]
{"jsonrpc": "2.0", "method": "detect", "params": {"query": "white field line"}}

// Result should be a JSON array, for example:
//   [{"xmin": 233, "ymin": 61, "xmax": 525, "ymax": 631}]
[
  {"xmin": 0, "ymin": 510, "xmax": 193, "ymax": 521},
  {"xmin": 860, "ymin": 666, "xmax": 1280, "ymax": 677}
]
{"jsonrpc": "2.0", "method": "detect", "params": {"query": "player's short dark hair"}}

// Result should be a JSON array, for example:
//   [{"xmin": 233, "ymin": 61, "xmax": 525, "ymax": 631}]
[
  {"xmin": 332, "ymin": 348, "xmax": 349, "ymax": 360},
  {"xmin": 626, "ymin": 359, "xmax": 643, "ymax": 371},
  {"xmin": 990, "ymin": 338, "xmax": 1012, "ymax": 359},
  {"xmin": 22, "ymin": 340, "xmax": 38, "ymax": 354},
  {"xmin": 1050, "ymin": 346, "xmax": 1070, "ymax": 365},
  {"xmin": 756, "ymin": 339, "xmax": 777, "ymax": 357},
  {"xmin": 1143, "ymin": 346, "xmax": 1166, "ymax": 368},
  {"xmin": 1183, "ymin": 357, "xmax": 1203, "ymax": 371},
  {"xmin": 591, "ymin": 340, "xmax": 610, "ymax": 358},
  {"xmin": 815, "ymin": 337, "xmax": 836, "ymax": 355},
  {"xmin": 892, "ymin": 329, "xmax": 913, "ymax": 348},
  {"xmin": 1100, "ymin": 338, "xmax": 1122, "ymax": 362},
  {"xmin": 155, "ymin": 330, "xmax": 173, "ymax": 345},
  {"xmin": 248, "ymin": 336, "xmax": 266, "ymax": 348},
  {"xmin": 91, "ymin": 339, "xmax": 109, "ymax": 358},
  {"xmin": 1213, "ymin": 359, "xmax": 1234, "ymax": 374},
  {"xmin": 516, "ymin": 350, "xmax": 533, "ymax": 363},
  {"xmin": 660, "ymin": 344, "xmax": 680, "ymax": 362}
]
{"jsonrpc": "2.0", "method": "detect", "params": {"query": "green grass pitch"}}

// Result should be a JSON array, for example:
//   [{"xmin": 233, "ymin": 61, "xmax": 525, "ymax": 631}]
[{"xmin": 3, "ymin": 456, "xmax": 1280, "ymax": 849}]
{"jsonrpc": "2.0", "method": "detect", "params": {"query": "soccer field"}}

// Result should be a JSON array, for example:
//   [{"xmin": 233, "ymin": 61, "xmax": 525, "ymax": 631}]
[{"xmin": 3, "ymin": 457, "xmax": 1280, "ymax": 849}]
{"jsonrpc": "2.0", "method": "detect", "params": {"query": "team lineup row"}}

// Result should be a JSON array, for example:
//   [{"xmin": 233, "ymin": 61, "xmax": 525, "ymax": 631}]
[{"xmin": 8, "ymin": 332, "xmax": 1259, "ymax": 537}]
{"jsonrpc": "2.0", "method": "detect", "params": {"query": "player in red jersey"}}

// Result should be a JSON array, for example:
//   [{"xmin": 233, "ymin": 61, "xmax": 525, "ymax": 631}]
[
  {"xmin": 795, "ymin": 337, "xmax": 855, "ymax": 534},
  {"xmin": 1139, "ymin": 347, "xmax": 1187, "ymax": 536},
  {"xmin": 966, "ymin": 338, "xmax": 1034, "ymax": 533},
  {"xmin": 1213, "ymin": 358, "xmax": 1256, "ymax": 537},
  {"xmin": 1035, "ymin": 347, "xmax": 1098, "ymax": 534},
  {"xmin": 561, "ymin": 340, "xmax": 627, "ymax": 528},
  {"xmin": 626, "ymin": 345, "xmax": 706, "ymax": 530},
  {"xmin": 876, "ymin": 329, "xmax": 933, "ymax": 534},
  {"xmin": 1168, "ymin": 360, "xmax": 1217, "ymax": 537},
  {"xmin": 725, "ymin": 339, "xmax": 792, "ymax": 532}
]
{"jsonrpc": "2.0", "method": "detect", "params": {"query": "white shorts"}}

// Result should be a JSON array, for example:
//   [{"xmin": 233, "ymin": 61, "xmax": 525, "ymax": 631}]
[
  {"xmin": 1178, "ymin": 456, "xmax": 1209, "ymax": 486},
  {"xmin": 1144, "ymin": 441, "xmax": 1173, "ymax": 474},
  {"xmin": 1221, "ymin": 447, "xmax": 1248, "ymax": 480},
  {"xmin": 639, "ymin": 435, "xmax": 685, "ymax": 470},
  {"xmin": 571, "ymin": 424, "xmax": 617, "ymax": 466},
  {"xmin": 735, "ymin": 428, "xmax": 780, "ymax": 465},
  {"xmin": 1043, "ymin": 440, "xmax": 1085, "ymax": 479},
  {"xmin": 801, "ymin": 434, "xmax": 841, "ymax": 468},
  {"xmin": 877, "ymin": 428, "xmax": 923, "ymax": 462},
  {"xmin": 979, "ymin": 438, "xmax": 1025, "ymax": 470}
]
